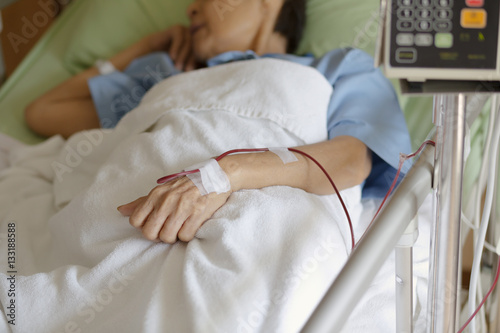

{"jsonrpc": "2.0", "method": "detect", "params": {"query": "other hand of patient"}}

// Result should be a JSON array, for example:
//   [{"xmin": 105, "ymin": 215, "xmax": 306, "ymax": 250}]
[
  {"xmin": 117, "ymin": 176, "xmax": 231, "ymax": 243},
  {"xmin": 144, "ymin": 24, "xmax": 196, "ymax": 71}
]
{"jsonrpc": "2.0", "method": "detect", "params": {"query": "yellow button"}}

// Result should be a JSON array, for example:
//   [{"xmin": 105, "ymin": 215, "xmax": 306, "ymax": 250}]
[{"xmin": 461, "ymin": 9, "xmax": 487, "ymax": 29}]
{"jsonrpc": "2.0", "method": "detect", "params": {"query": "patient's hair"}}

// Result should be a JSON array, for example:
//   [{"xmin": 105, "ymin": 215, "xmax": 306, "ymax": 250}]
[{"xmin": 274, "ymin": 0, "xmax": 307, "ymax": 54}]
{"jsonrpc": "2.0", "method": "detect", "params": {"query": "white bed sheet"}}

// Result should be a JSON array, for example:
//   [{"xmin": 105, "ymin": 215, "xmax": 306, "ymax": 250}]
[
  {"xmin": 0, "ymin": 59, "xmax": 430, "ymax": 332},
  {"xmin": 0, "ymin": 133, "xmax": 25, "ymax": 170}
]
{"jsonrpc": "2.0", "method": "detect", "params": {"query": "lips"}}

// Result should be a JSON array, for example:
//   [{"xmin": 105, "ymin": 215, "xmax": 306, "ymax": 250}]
[{"xmin": 189, "ymin": 24, "xmax": 204, "ymax": 35}]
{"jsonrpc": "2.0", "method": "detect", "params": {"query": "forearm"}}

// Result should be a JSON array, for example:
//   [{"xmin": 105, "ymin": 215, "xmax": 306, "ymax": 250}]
[
  {"xmin": 25, "ymin": 39, "xmax": 155, "ymax": 138},
  {"xmin": 36, "ymin": 39, "xmax": 153, "ymax": 104},
  {"xmin": 219, "ymin": 136, "xmax": 372, "ymax": 196}
]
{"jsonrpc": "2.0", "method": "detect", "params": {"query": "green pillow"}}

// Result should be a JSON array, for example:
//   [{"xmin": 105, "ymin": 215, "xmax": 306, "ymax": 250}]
[
  {"xmin": 63, "ymin": 0, "xmax": 382, "ymax": 72},
  {"xmin": 62, "ymin": 0, "xmax": 434, "ymax": 149},
  {"xmin": 63, "ymin": 0, "xmax": 192, "ymax": 73},
  {"xmin": 297, "ymin": 0, "xmax": 380, "ymax": 56},
  {"xmin": 2, "ymin": 0, "xmax": 433, "ymax": 149},
  {"xmin": 9, "ymin": 0, "xmax": 489, "ymax": 207}
]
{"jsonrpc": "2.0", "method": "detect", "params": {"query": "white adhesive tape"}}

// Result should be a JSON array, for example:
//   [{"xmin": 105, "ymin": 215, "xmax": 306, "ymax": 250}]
[
  {"xmin": 186, "ymin": 159, "xmax": 231, "ymax": 196},
  {"xmin": 94, "ymin": 59, "xmax": 117, "ymax": 75},
  {"xmin": 268, "ymin": 147, "xmax": 298, "ymax": 164}
]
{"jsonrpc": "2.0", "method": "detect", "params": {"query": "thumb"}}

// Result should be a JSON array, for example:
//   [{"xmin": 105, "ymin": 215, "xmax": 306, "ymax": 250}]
[{"xmin": 117, "ymin": 197, "xmax": 146, "ymax": 216}]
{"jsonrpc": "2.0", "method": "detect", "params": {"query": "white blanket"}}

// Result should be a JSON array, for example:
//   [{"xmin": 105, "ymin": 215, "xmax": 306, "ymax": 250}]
[
  {"xmin": 0, "ymin": 58, "xmax": 426, "ymax": 333},
  {"xmin": 0, "ymin": 133, "xmax": 24, "ymax": 170}
]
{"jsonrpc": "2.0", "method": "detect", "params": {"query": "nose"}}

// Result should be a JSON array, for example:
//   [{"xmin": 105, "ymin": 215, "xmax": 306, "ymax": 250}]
[{"xmin": 187, "ymin": 1, "xmax": 199, "ymax": 21}]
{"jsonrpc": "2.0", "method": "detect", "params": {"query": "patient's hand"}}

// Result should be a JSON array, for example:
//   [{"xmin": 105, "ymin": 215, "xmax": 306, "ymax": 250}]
[
  {"xmin": 144, "ymin": 25, "xmax": 196, "ymax": 71},
  {"xmin": 117, "ymin": 176, "xmax": 231, "ymax": 243}
]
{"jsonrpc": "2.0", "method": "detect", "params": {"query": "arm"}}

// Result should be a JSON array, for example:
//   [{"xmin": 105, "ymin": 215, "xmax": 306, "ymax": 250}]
[
  {"xmin": 222, "ymin": 136, "xmax": 371, "ymax": 195},
  {"xmin": 118, "ymin": 136, "xmax": 371, "ymax": 243},
  {"xmin": 25, "ymin": 26, "xmax": 195, "ymax": 139}
]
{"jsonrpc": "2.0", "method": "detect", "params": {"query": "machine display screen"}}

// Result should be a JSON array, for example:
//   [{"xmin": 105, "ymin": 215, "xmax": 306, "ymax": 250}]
[{"xmin": 389, "ymin": 0, "xmax": 499, "ymax": 69}]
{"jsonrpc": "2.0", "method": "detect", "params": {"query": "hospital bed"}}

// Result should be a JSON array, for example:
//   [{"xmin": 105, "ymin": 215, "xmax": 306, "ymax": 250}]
[{"xmin": 0, "ymin": 0, "xmax": 498, "ymax": 332}]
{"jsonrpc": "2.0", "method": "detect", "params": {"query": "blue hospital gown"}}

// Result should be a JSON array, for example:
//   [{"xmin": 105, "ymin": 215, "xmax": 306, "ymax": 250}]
[{"xmin": 88, "ymin": 49, "xmax": 412, "ymax": 198}]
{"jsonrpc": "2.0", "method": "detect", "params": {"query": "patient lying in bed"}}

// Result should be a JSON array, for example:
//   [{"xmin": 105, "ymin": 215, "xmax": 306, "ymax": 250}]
[
  {"xmin": 23, "ymin": 0, "xmax": 411, "ymax": 245},
  {"xmin": 0, "ymin": 1, "xmax": 416, "ymax": 332}
]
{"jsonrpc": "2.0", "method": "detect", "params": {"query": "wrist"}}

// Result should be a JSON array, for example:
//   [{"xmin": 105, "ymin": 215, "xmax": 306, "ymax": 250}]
[
  {"xmin": 218, "ymin": 155, "xmax": 245, "ymax": 192},
  {"xmin": 217, "ymin": 150, "xmax": 303, "ymax": 192},
  {"xmin": 94, "ymin": 59, "xmax": 117, "ymax": 75},
  {"xmin": 109, "ymin": 38, "xmax": 153, "ymax": 71}
]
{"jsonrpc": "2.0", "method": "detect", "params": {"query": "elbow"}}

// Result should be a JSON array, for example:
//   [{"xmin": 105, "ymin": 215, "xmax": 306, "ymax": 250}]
[
  {"xmin": 350, "ymin": 141, "xmax": 372, "ymax": 187},
  {"xmin": 357, "ymin": 148, "xmax": 372, "ymax": 185},
  {"xmin": 24, "ymin": 101, "xmax": 37, "ymax": 127},
  {"xmin": 24, "ymin": 99, "xmax": 49, "ymax": 137}
]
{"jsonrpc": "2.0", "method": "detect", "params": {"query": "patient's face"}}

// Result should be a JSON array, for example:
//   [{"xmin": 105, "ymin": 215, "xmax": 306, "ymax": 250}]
[{"xmin": 187, "ymin": 0, "xmax": 282, "ymax": 61}]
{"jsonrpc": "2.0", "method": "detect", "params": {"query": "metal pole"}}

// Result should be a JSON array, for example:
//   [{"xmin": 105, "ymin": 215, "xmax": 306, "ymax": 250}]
[
  {"xmin": 396, "ymin": 247, "xmax": 413, "ymax": 333},
  {"xmin": 490, "ymin": 256, "xmax": 500, "ymax": 332},
  {"xmin": 427, "ymin": 94, "xmax": 467, "ymax": 333},
  {"xmin": 396, "ymin": 216, "xmax": 418, "ymax": 333},
  {"xmin": 300, "ymin": 138, "xmax": 434, "ymax": 333}
]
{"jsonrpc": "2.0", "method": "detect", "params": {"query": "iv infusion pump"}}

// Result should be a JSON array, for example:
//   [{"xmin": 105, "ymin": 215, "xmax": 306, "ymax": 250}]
[{"xmin": 380, "ymin": 0, "xmax": 500, "ymax": 83}]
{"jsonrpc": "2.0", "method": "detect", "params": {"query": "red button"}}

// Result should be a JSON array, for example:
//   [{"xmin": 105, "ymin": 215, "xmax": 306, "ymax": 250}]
[{"xmin": 466, "ymin": 0, "xmax": 484, "ymax": 7}]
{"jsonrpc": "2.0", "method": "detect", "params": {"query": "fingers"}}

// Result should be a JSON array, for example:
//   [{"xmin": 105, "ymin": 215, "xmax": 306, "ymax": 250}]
[
  {"xmin": 176, "ymin": 29, "xmax": 193, "ymax": 71},
  {"xmin": 177, "ymin": 198, "xmax": 211, "ymax": 242},
  {"xmin": 146, "ymin": 25, "xmax": 194, "ymax": 71},
  {"xmin": 130, "ymin": 199, "xmax": 155, "ymax": 229},
  {"xmin": 131, "ymin": 185, "xmax": 175, "ymax": 238},
  {"xmin": 167, "ymin": 26, "xmax": 193, "ymax": 71},
  {"xmin": 158, "ymin": 195, "xmax": 200, "ymax": 243},
  {"xmin": 177, "ymin": 192, "xmax": 230, "ymax": 242},
  {"xmin": 117, "ymin": 197, "xmax": 146, "ymax": 216},
  {"xmin": 122, "ymin": 177, "xmax": 230, "ymax": 244},
  {"xmin": 168, "ymin": 27, "xmax": 183, "ymax": 63},
  {"xmin": 184, "ymin": 54, "xmax": 196, "ymax": 72}
]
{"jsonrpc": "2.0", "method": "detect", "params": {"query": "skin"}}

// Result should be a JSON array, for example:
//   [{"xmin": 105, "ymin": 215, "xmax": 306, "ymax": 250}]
[{"xmin": 25, "ymin": 0, "xmax": 372, "ymax": 243}]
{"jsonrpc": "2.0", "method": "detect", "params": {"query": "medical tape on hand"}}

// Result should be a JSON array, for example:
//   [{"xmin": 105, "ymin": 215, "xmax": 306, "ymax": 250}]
[
  {"xmin": 268, "ymin": 147, "xmax": 298, "ymax": 164},
  {"xmin": 186, "ymin": 159, "xmax": 231, "ymax": 196}
]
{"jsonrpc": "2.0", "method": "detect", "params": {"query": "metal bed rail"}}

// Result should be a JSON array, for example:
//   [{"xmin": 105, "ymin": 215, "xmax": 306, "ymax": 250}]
[
  {"xmin": 300, "ymin": 93, "xmax": 496, "ymax": 332},
  {"xmin": 300, "ymin": 127, "xmax": 435, "ymax": 333}
]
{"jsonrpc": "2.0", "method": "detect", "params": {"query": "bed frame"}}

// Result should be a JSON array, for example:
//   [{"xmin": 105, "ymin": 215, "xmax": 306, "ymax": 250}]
[
  {"xmin": 1, "ymin": 0, "xmax": 498, "ymax": 331},
  {"xmin": 301, "ymin": 92, "xmax": 500, "ymax": 332}
]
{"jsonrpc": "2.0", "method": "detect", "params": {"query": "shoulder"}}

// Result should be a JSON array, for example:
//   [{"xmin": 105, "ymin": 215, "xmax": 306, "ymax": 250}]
[
  {"xmin": 265, "ymin": 49, "xmax": 382, "ymax": 84},
  {"xmin": 313, "ymin": 48, "xmax": 378, "ymax": 80}
]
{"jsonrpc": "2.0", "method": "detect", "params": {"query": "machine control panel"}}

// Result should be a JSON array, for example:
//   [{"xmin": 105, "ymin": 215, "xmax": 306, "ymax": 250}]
[{"xmin": 383, "ymin": 0, "xmax": 500, "ymax": 81}]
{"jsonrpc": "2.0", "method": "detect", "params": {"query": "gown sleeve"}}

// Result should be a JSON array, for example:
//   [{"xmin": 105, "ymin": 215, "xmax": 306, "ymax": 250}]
[
  {"xmin": 87, "ymin": 52, "xmax": 180, "ymax": 128},
  {"xmin": 318, "ymin": 48, "xmax": 412, "ymax": 197}
]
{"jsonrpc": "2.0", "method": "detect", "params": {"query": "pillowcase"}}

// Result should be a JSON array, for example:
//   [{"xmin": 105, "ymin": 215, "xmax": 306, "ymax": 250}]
[
  {"xmin": 296, "ymin": 0, "xmax": 380, "ymax": 56},
  {"xmin": 63, "ymin": 0, "xmax": 381, "ymax": 73},
  {"xmin": 61, "ymin": 0, "xmax": 434, "ymax": 150},
  {"xmin": 0, "ymin": 0, "xmax": 392, "ymax": 144},
  {"xmin": 63, "ymin": 0, "xmax": 191, "ymax": 73}
]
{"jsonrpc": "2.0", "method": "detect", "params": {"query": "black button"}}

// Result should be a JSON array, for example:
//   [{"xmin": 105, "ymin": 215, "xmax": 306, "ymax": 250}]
[
  {"xmin": 418, "ymin": 0, "xmax": 432, "ymax": 7},
  {"xmin": 397, "ymin": 20, "xmax": 415, "ymax": 31},
  {"xmin": 417, "ymin": 9, "xmax": 433, "ymax": 19},
  {"xmin": 435, "ymin": 9, "xmax": 453, "ymax": 20},
  {"xmin": 396, "ymin": 48, "xmax": 417, "ymax": 63},
  {"xmin": 398, "ymin": 8, "xmax": 415, "ymax": 19},
  {"xmin": 399, "ymin": 0, "xmax": 414, "ymax": 6},
  {"xmin": 435, "ymin": 0, "xmax": 453, "ymax": 7},
  {"xmin": 416, "ymin": 20, "xmax": 433, "ymax": 31},
  {"xmin": 434, "ymin": 20, "xmax": 452, "ymax": 32}
]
